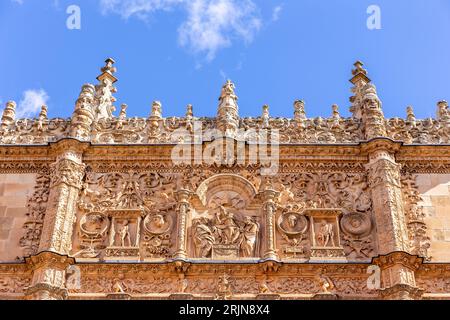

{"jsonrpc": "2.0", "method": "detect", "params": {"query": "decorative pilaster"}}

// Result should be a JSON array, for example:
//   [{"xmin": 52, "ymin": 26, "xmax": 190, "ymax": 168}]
[
  {"xmin": 372, "ymin": 252, "xmax": 424, "ymax": 300},
  {"xmin": 38, "ymin": 140, "xmax": 87, "ymax": 255},
  {"xmin": 365, "ymin": 141, "xmax": 409, "ymax": 254},
  {"xmin": 25, "ymin": 252, "xmax": 74, "ymax": 300},
  {"xmin": 260, "ymin": 189, "xmax": 280, "ymax": 261},
  {"xmin": 174, "ymin": 189, "xmax": 192, "ymax": 260}
]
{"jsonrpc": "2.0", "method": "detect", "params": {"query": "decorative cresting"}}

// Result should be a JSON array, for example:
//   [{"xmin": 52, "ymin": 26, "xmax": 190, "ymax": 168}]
[
  {"xmin": 0, "ymin": 59, "xmax": 449, "ymax": 145},
  {"xmin": 2, "ymin": 58, "xmax": 450, "ymax": 300}
]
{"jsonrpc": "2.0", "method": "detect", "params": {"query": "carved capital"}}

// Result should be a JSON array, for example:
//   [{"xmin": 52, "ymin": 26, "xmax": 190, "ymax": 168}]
[
  {"xmin": 378, "ymin": 283, "xmax": 424, "ymax": 300},
  {"xmin": 25, "ymin": 283, "xmax": 68, "ymax": 300},
  {"xmin": 372, "ymin": 251, "xmax": 423, "ymax": 271}
]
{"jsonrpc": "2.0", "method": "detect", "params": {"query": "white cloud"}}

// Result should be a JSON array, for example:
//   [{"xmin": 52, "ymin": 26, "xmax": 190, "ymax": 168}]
[
  {"xmin": 17, "ymin": 89, "xmax": 49, "ymax": 118},
  {"xmin": 11, "ymin": 0, "xmax": 24, "ymax": 4},
  {"xmin": 179, "ymin": 0, "xmax": 261, "ymax": 61},
  {"xmin": 272, "ymin": 5, "xmax": 282, "ymax": 22},
  {"xmin": 99, "ymin": 0, "xmax": 261, "ymax": 61},
  {"xmin": 99, "ymin": 0, "xmax": 183, "ymax": 19}
]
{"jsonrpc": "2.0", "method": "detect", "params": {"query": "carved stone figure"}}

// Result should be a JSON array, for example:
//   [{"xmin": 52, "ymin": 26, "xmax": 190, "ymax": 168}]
[
  {"xmin": 118, "ymin": 220, "xmax": 132, "ymax": 247},
  {"xmin": 317, "ymin": 221, "xmax": 335, "ymax": 247},
  {"xmin": 241, "ymin": 217, "xmax": 259, "ymax": 257},
  {"xmin": 193, "ymin": 218, "xmax": 215, "ymax": 258},
  {"xmin": 214, "ymin": 206, "xmax": 240, "ymax": 245}
]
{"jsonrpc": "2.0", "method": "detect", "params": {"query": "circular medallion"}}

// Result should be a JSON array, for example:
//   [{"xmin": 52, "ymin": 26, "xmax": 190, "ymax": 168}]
[
  {"xmin": 340, "ymin": 212, "xmax": 372, "ymax": 237},
  {"xmin": 143, "ymin": 213, "xmax": 173, "ymax": 235},
  {"xmin": 277, "ymin": 212, "xmax": 308, "ymax": 235},
  {"xmin": 80, "ymin": 212, "xmax": 109, "ymax": 237}
]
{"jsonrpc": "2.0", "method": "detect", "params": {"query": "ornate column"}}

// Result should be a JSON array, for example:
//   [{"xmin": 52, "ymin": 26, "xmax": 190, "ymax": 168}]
[
  {"xmin": 365, "ymin": 142, "xmax": 409, "ymax": 254},
  {"xmin": 38, "ymin": 140, "xmax": 87, "ymax": 254},
  {"xmin": 351, "ymin": 62, "xmax": 422, "ymax": 299},
  {"xmin": 372, "ymin": 252, "xmax": 424, "ymax": 300},
  {"xmin": 260, "ymin": 188, "xmax": 280, "ymax": 261},
  {"xmin": 25, "ymin": 252, "xmax": 74, "ymax": 300},
  {"xmin": 174, "ymin": 189, "xmax": 192, "ymax": 260}
]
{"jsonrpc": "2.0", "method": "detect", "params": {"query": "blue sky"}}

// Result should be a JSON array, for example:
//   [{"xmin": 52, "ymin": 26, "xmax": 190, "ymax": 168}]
[{"xmin": 0, "ymin": 0, "xmax": 449, "ymax": 119}]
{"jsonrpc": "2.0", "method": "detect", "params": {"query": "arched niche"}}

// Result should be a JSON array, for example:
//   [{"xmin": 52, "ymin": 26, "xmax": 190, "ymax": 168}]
[{"xmin": 196, "ymin": 174, "xmax": 257, "ymax": 209}]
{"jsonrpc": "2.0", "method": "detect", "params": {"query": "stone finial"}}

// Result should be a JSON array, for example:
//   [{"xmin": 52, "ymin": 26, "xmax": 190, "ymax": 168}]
[
  {"xmin": 217, "ymin": 80, "xmax": 239, "ymax": 136},
  {"xmin": 437, "ymin": 100, "xmax": 449, "ymax": 121},
  {"xmin": 351, "ymin": 61, "xmax": 368, "ymax": 77},
  {"xmin": 70, "ymin": 84, "xmax": 96, "ymax": 140},
  {"xmin": 262, "ymin": 105, "xmax": 270, "ymax": 128},
  {"xmin": 331, "ymin": 104, "xmax": 340, "ymax": 119},
  {"xmin": 186, "ymin": 104, "xmax": 194, "ymax": 132},
  {"xmin": 151, "ymin": 101, "xmax": 162, "ymax": 118},
  {"xmin": 38, "ymin": 105, "xmax": 48, "ymax": 121},
  {"xmin": 119, "ymin": 104, "xmax": 127, "ymax": 120},
  {"xmin": 294, "ymin": 100, "xmax": 306, "ymax": 122},
  {"xmin": 97, "ymin": 58, "xmax": 118, "ymax": 83},
  {"xmin": 1, "ymin": 101, "xmax": 17, "ymax": 127},
  {"xmin": 361, "ymin": 83, "xmax": 386, "ymax": 139},
  {"xmin": 186, "ymin": 104, "xmax": 193, "ymax": 119},
  {"xmin": 350, "ymin": 61, "xmax": 372, "ymax": 119},
  {"xmin": 406, "ymin": 106, "xmax": 416, "ymax": 122},
  {"xmin": 220, "ymin": 80, "xmax": 238, "ymax": 101},
  {"xmin": 94, "ymin": 58, "xmax": 118, "ymax": 121}
]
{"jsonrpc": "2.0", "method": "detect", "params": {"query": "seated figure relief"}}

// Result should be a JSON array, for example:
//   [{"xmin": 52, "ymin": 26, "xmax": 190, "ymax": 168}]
[{"xmin": 192, "ymin": 206, "xmax": 259, "ymax": 259}]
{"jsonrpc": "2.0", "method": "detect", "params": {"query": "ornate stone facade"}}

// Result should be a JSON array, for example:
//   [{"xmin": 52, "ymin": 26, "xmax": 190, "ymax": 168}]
[{"xmin": 0, "ymin": 59, "xmax": 449, "ymax": 300}]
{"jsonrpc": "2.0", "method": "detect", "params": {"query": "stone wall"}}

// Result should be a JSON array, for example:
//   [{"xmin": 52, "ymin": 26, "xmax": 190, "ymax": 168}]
[
  {"xmin": 0, "ymin": 174, "xmax": 36, "ymax": 262},
  {"xmin": 417, "ymin": 174, "xmax": 450, "ymax": 262}
]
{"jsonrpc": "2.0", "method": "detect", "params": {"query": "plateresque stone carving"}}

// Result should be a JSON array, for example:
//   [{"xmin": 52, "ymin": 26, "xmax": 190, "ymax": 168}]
[{"xmin": 0, "ymin": 59, "xmax": 448, "ymax": 300}]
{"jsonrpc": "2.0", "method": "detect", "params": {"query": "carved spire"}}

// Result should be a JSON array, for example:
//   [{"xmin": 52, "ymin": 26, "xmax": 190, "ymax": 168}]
[
  {"xmin": 119, "ymin": 104, "xmax": 127, "ymax": 119},
  {"xmin": 350, "ymin": 61, "xmax": 371, "ymax": 119},
  {"xmin": 437, "ymin": 100, "xmax": 449, "ymax": 121},
  {"xmin": 148, "ymin": 101, "xmax": 162, "ymax": 137},
  {"xmin": 262, "ymin": 105, "xmax": 270, "ymax": 128},
  {"xmin": 406, "ymin": 106, "xmax": 416, "ymax": 123},
  {"xmin": 94, "ymin": 58, "xmax": 118, "ymax": 121},
  {"xmin": 186, "ymin": 104, "xmax": 193, "ymax": 119},
  {"xmin": 70, "ymin": 84, "xmax": 96, "ymax": 140},
  {"xmin": 186, "ymin": 104, "xmax": 194, "ymax": 132},
  {"xmin": 217, "ymin": 80, "xmax": 239, "ymax": 136},
  {"xmin": 38, "ymin": 105, "xmax": 48, "ymax": 121},
  {"xmin": 349, "ymin": 61, "xmax": 386, "ymax": 139},
  {"xmin": 293, "ymin": 100, "xmax": 306, "ymax": 127},
  {"xmin": 1, "ymin": 101, "xmax": 16, "ymax": 129},
  {"xmin": 331, "ymin": 104, "xmax": 340, "ymax": 120},
  {"xmin": 151, "ymin": 101, "xmax": 162, "ymax": 118},
  {"xmin": 361, "ymin": 82, "xmax": 386, "ymax": 139}
]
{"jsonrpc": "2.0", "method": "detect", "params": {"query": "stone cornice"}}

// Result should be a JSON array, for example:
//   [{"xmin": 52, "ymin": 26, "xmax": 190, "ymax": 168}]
[
  {"xmin": 371, "ymin": 251, "xmax": 423, "ymax": 270},
  {"xmin": 25, "ymin": 252, "xmax": 75, "ymax": 270}
]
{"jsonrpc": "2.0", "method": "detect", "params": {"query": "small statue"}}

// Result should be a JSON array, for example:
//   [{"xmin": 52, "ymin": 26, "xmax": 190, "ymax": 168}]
[
  {"xmin": 317, "ymin": 220, "xmax": 335, "ymax": 247},
  {"xmin": 119, "ymin": 220, "xmax": 132, "ymax": 247},
  {"xmin": 240, "ymin": 217, "xmax": 259, "ymax": 257}
]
